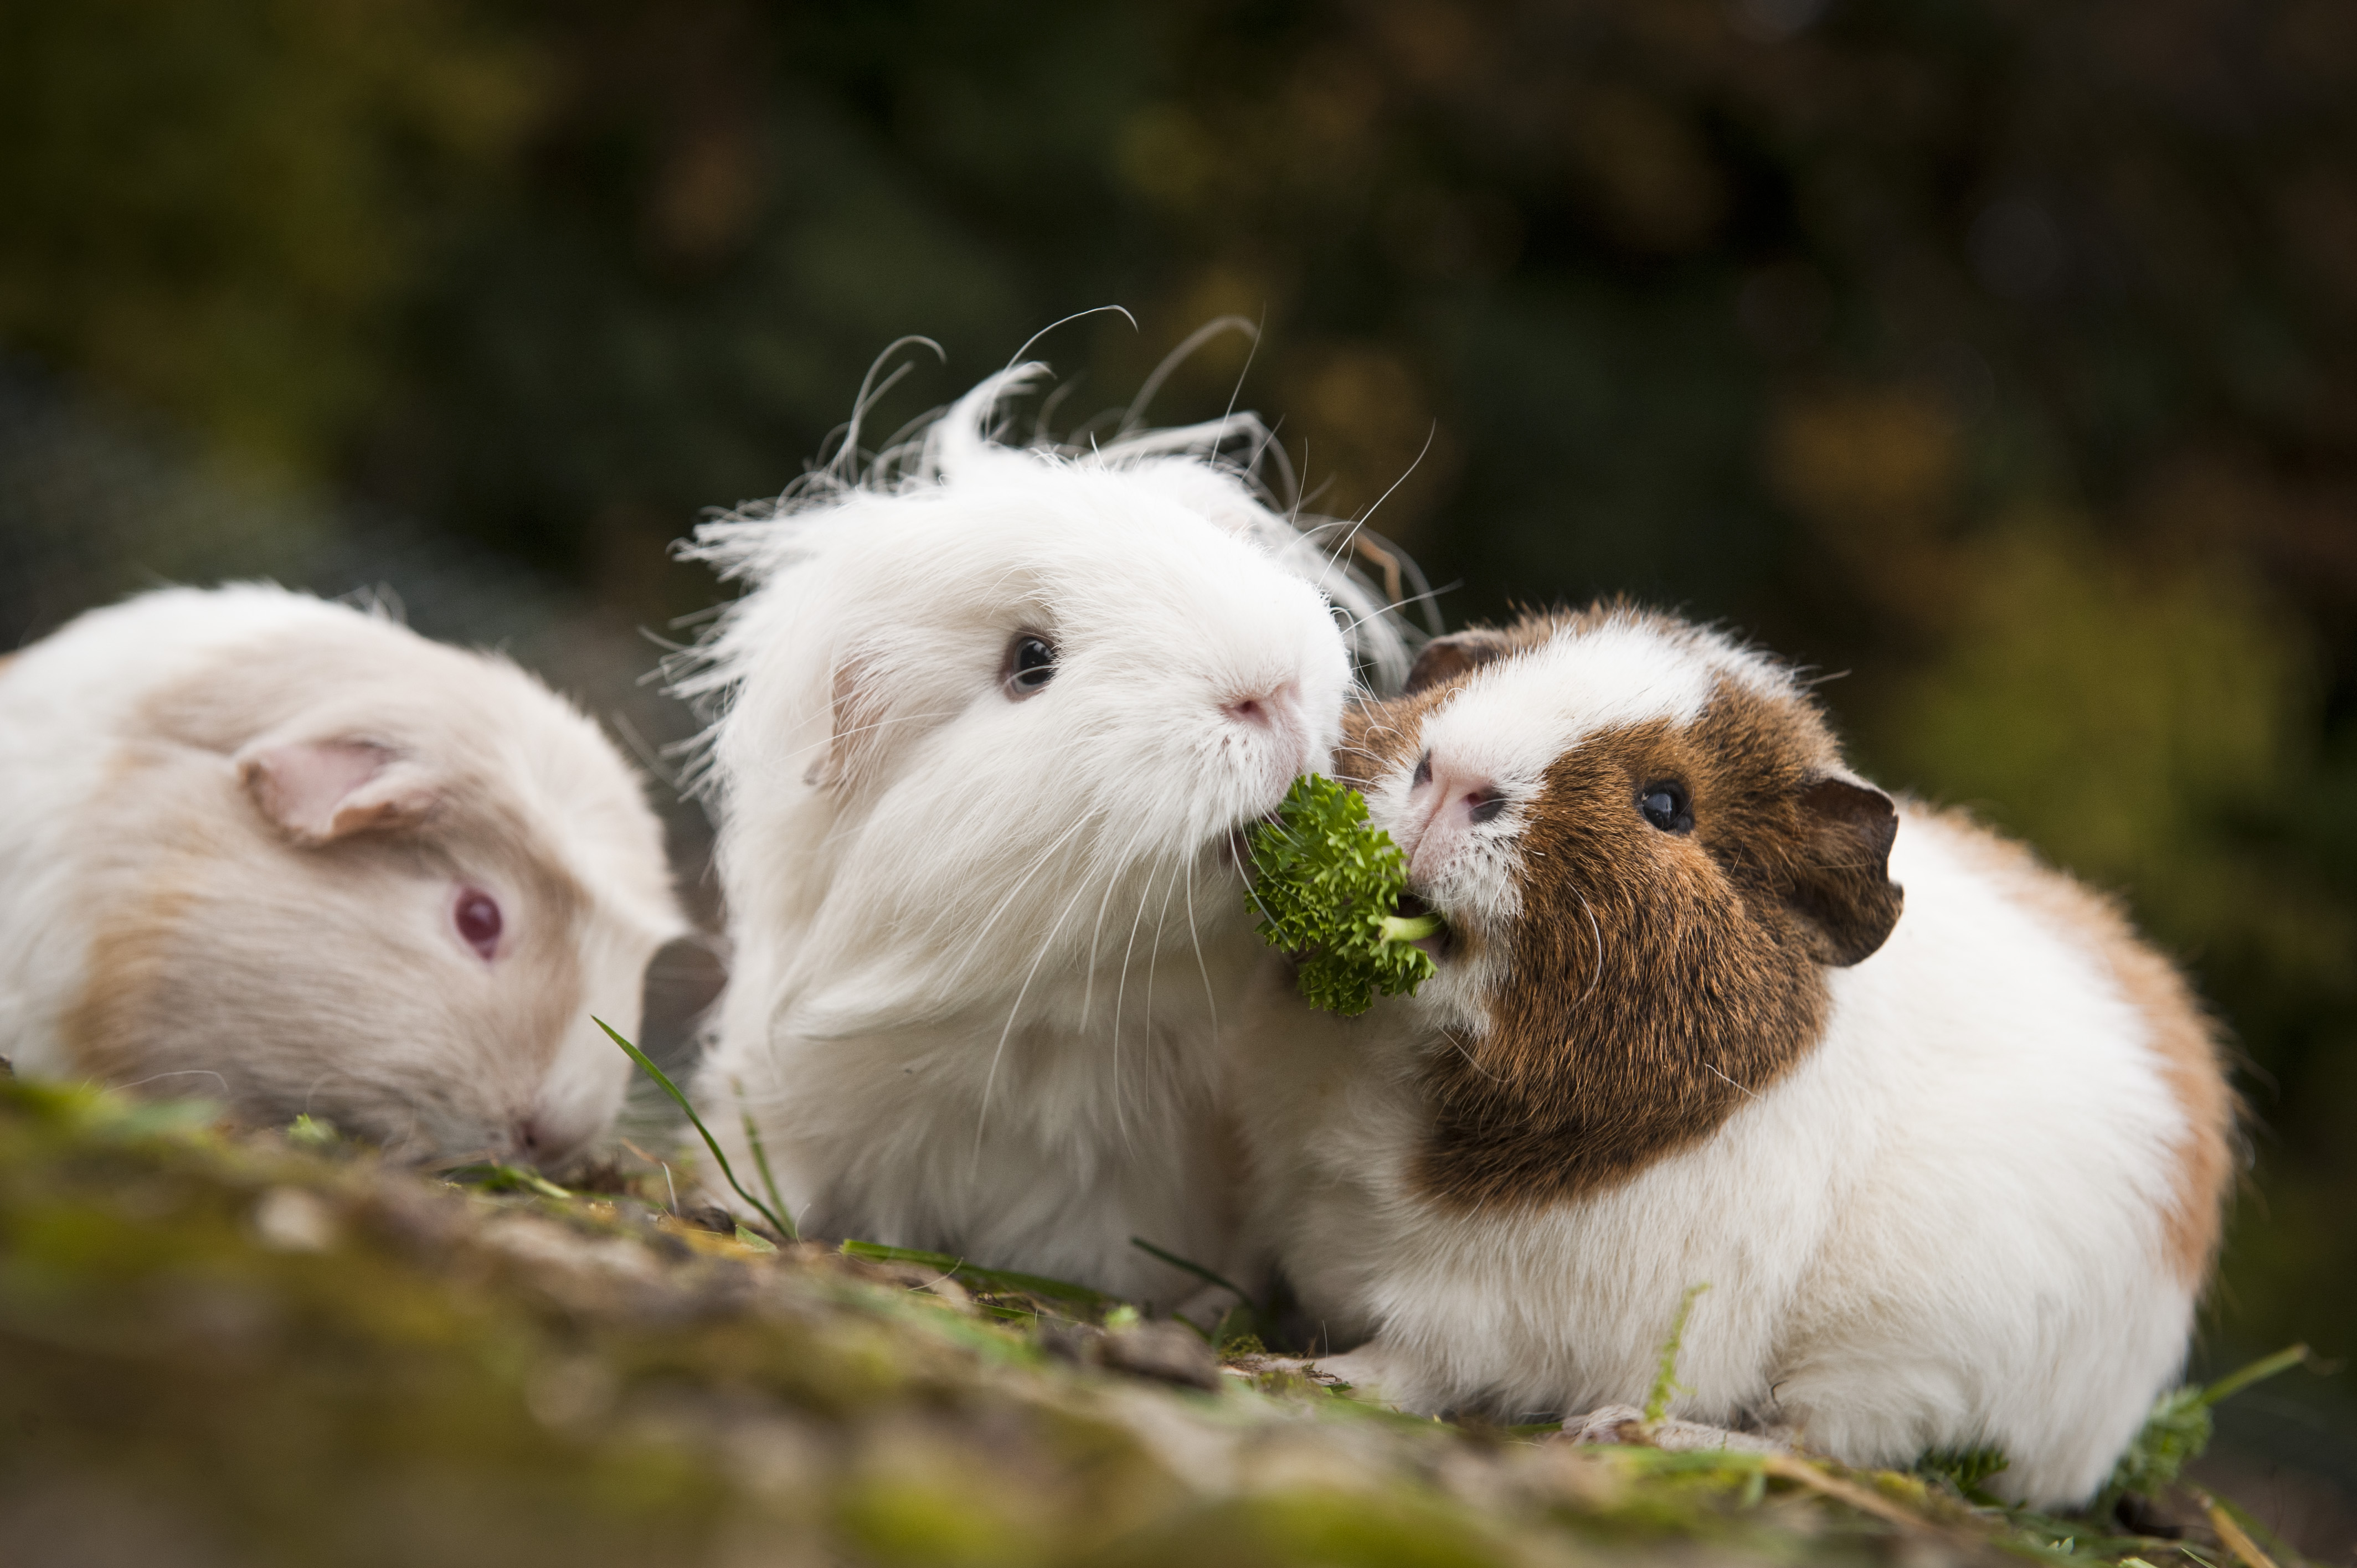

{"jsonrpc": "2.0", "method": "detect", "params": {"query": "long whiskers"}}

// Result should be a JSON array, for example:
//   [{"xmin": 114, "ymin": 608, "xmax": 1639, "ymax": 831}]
[
  {"xmin": 1109, "ymin": 852, "xmax": 1170, "ymax": 1149},
  {"xmin": 1572, "ymin": 883, "xmax": 1604, "ymax": 1005},
  {"xmin": 974, "ymin": 865, "xmax": 1100, "ymax": 1164}
]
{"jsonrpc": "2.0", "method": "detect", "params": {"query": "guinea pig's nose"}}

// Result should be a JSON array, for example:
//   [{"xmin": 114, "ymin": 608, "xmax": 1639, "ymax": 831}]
[
  {"xmin": 1222, "ymin": 681, "xmax": 1301, "ymax": 733},
  {"xmin": 513, "ymin": 1115, "xmax": 563, "ymax": 1168},
  {"xmin": 1405, "ymin": 759, "xmax": 1508, "ymax": 883}
]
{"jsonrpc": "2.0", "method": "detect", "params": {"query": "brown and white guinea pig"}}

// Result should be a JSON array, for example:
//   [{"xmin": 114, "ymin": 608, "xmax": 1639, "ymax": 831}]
[
  {"xmin": 1231, "ymin": 604, "xmax": 2234, "ymax": 1509},
  {"xmin": 0, "ymin": 584, "xmax": 694, "ymax": 1166}
]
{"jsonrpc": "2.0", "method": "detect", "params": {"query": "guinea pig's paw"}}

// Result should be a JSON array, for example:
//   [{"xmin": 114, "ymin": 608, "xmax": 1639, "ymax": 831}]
[
  {"xmin": 1554, "ymin": 1405, "xmax": 1791, "ymax": 1455},
  {"xmin": 1296, "ymin": 1343, "xmax": 1409, "ymax": 1406}
]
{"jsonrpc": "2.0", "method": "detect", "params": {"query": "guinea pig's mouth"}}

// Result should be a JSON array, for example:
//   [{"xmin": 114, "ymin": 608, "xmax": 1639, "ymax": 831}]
[{"xmin": 1396, "ymin": 890, "xmax": 1453, "ymax": 961}]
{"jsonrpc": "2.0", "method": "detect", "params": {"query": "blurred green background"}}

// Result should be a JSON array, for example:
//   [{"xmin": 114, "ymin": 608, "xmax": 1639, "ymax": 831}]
[{"xmin": 2, "ymin": 0, "xmax": 2351, "ymax": 1539}]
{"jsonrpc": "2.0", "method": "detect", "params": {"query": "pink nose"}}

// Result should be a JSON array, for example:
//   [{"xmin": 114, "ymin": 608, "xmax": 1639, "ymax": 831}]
[
  {"xmin": 513, "ymin": 1115, "xmax": 579, "ymax": 1170},
  {"xmin": 1223, "ymin": 682, "xmax": 1301, "ymax": 731},
  {"xmin": 1404, "ymin": 753, "xmax": 1507, "ymax": 883}
]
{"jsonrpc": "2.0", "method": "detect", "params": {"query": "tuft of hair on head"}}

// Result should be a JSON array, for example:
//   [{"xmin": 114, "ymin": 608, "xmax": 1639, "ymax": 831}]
[{"xmin": 663, "ymin": 347, "xmax": 1419, "ymax": 793}]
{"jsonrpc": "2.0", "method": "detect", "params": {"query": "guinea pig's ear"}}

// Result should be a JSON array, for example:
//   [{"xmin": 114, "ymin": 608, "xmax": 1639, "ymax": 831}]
[
  {"xmin": 636, "ymin": 932, "xmax": 730, "ymax": 1079},
  {"xmin": 1785, "ymin": 776, "xmax": 1905, "ymax": 966},
  {"xmin": 803, "ymin": 655, "xmax": 886, "ymax": 791},
  {"xmin": 238, "ymin": 739, "xmax": 440, "ymax": 845},
  {"xmin": 1403, "ymin": 628, "xmax": 1514, "ymax": 696}
]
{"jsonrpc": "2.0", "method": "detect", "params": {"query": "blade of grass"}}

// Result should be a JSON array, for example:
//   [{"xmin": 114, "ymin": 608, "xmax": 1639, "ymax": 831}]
[
  {"xmin": 1644, "ymin": 1282, "xmax": 1709, "ymax": 1423},
  {"xmin": 1130, "ymin": 1236, "xmax": 1254, "ymax": 1302},
  {"xmin": 840, "ymin": 1240, "xmax": 1114, "ymax": 1309},
  {"xmin": 733, "ymin": 1076, "xmax": 790, "ymax": 1227},
  {"xmin": 2192, "ymin": 1489, "xmax": 2282, "ymax": 1568},
  {"xmin": 440, "ymin": 1160, "xmax": 570, "ymax": 1200},
  {"xmin": 2194, "ymin": 1344, "xmax": 2312, "ymax": 1409},
  {"xmin": 595, "ymin": 1017, "xmax": 796, "ymax": 1242}
]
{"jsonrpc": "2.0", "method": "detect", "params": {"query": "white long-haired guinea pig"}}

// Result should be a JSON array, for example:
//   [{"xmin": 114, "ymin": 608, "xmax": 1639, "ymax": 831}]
[
  {"xmin": 1233, "ymin": 604, "xmax": 2234, "ymax": 1508},
  {"xmin": 676, "ymin": 362, "xmax": 1407, "ymax": 1302},
  {"xmin": 0, "ymin": 584, "xmax": 691, "ymax": 1165}
]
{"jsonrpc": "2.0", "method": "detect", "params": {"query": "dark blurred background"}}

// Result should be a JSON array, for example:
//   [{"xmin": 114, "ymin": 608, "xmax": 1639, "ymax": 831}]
[{"xmin": 3, "ymin": 0, "xmax": 2351, "ymax": 1546}]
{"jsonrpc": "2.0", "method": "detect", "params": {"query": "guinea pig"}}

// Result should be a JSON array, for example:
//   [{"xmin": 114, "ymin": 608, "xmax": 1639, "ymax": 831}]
[
  {"xmin": 0, "ymin": 583, "xmax": 692, "ymax": 1166},
  {"xmin": 675, "ymin": 361, "xmax": 1407, "ymax": 1302},
  {"xmin": 1231, "ymin": 604, "xmax": 2234, "ymax": 1509}
]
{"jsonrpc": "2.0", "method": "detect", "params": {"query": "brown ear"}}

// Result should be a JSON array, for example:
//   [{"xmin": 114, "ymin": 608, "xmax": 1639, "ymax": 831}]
[
  {"xmin": 1785, "ymin": 777, "xmax": 1904, "ymax": 966},
  {"xmin": 1404, "ymin": 628, "xmax": 1514, "ymax": 695},
  {"xmin": 239, "ymin": 739, "xmax": 439, "ymax": 845},
  {"xmin": 802, "ymin": 656, "xmax": 887, "ymax": 791}
]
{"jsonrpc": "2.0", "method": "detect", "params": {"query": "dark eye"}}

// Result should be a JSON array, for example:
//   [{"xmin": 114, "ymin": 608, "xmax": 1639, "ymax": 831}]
[
  {"xmin": 1638, "ymin": 782, "xmax": 1694, "ymax": 834},
  {"xmin": 1412, "ymin": 752, "xmax": 1433, "ymax": 788},
  {"xmin": 1003, "ymin": 633, "xmax": 1057, "ymax": 699},
  {"xmin": 455, "ymin": 887, "xmax": 503, "ymax": 960}
]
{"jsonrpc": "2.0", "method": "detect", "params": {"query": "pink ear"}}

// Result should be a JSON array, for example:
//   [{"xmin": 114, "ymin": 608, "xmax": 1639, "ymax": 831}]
[
  {"xmin": 239, "ymin": 740, "xmax": 438, "ymax": 844},
  {"xmin": 803, "ymin": 656, "xmax": 886, "ymax": 791}
]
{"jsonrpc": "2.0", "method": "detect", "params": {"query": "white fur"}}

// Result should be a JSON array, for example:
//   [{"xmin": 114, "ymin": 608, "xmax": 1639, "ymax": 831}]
[
  {"xmin": 681, "ymin": 364, "xmax": 1406, "ymax": 1302},
  {"xmin": 1237, "ymin": 618, "xmax": 2203, "ymax": 1508},
  {"xmin": 0, "ymin": 584, "xmax": 688, "ymax": 1161}
]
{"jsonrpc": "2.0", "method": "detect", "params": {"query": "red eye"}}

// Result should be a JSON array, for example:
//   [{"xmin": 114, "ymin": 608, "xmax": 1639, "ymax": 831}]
[{"xmin": 455, "ymin": 888, "xmax": 503, "ymax": 961}]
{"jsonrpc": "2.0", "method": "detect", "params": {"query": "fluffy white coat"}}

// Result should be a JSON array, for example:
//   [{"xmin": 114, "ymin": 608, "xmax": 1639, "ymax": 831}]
[{"xmin": 681, "ymin": 365, "xmax": 1405, "ymax": 1302}]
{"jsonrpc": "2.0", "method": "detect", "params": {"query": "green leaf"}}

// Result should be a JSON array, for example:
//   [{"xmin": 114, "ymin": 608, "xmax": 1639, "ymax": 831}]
[
  {"xmin": 1916, "ymin": 1445, "xmax": 2012, "ymax": 1503},
  {"xmin": 1246, "ymin": 774, "xmax": 1442, "ymax": 1015},
  {"xmin": 2106, "ymin": 1344, "xmax": 2312, "ymax": 1500},
  {"xmin": 284, "ymin": 1113, "xmax": 339, "ymax": 1150}
]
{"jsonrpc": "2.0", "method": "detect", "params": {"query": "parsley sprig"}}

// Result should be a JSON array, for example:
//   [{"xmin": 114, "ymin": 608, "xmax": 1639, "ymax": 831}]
[{"xmin": 1246, "ymin": 774, "xmax": 1444, "ymax": 1015}]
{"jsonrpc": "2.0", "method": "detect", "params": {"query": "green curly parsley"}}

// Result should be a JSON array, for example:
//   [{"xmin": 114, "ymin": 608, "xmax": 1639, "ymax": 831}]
[{"xmin": 1246, "ymin": 773, "xmax": 1445, "ymax": 1016}]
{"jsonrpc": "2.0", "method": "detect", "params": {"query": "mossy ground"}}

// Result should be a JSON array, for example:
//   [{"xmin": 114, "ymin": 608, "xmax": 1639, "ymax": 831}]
[{"xmin": 0, "ymin": 1081, "xmax": 2307, "ymax": 1568}]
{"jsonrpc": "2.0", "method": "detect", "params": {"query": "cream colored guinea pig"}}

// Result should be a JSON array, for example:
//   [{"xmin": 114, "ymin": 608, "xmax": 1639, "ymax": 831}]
[
  {"xmin": 0, "ymin": 584, "xmax": 691, "ymax": 1166},
  {"xmin": 1232, "ymin": 604, "xmax": 2234, "ymax": 1509}
]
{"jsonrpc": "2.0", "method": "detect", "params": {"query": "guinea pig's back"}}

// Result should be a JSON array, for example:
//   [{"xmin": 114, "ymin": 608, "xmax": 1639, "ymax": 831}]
[
  {"xmin": 1, "ymin": 587, "xmax": 386, "ymax": 1072},
  {"xmin": 1836, "ymin": 804, "xmax": 2227, "ymax": 1276},
  {"xmin": 1787, "ymin": 802, "xmax": 2226, "ymax": 1499}
]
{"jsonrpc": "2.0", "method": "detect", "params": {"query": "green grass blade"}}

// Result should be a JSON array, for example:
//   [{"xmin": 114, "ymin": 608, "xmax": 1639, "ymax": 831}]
[
  {"xmin": 1129, "ymin": 1236, "xmax": 1254, "ymax": 1303},
  {"xmin": 732, "ymin": 1076, "xmax": 790, "ymax": 1226},
  {"xmin": 595, "ymin": 1016, "xmax": 796, "ymax": 1242},
  {"xmin": 2194, "ymin": 1343, "xmax": 2310, "ymax": 1409},
  {"xmin": 440, "ymin": 1160, "xmax": 571, "ymax": 1200},
  {"xmin": 840, "ymin": 1240, "xmax": 1114, "ymax": 1309},
  {"xmin": 1644, "ymin": 1282, "xmax": 1710, "ymax": 1423}
]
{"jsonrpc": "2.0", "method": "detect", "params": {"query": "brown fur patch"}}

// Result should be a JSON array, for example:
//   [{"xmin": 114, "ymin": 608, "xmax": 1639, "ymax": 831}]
[
  {"xmin": 1343, "ymin": 607, "xmax": 1903, "ymax": 1212},
  {"xmin": 60, "ymin": 877, "xmax": 196, "ymax": 1086},
  {"xmin": 1915, "ymin": 806, "xmax": 2235, "ymax": 1286}
]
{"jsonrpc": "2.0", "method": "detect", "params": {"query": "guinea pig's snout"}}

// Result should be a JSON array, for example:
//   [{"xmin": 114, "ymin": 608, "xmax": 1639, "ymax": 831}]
[
  {"xmin": 1402, "ymin": 750, "xmax": 1507, "ymax": 886},
  {"xmin": 1222, "ymin": 680, "xmax": 1300, "ymax": 731},
  {"xmin": 512, "ymin": 1112, "xmax": 586, "ymax": 1171},
  {"xmin": 1222, "ymin": 680, "xmax": 1310, "ymax": 766}
]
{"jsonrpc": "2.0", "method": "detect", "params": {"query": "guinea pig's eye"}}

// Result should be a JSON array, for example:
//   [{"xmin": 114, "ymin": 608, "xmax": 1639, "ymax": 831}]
[
  {"xmin": 454, "ymin": 886, "xmax": 503, "ymax": 961},
  {"xmin": 1002, "ymin": 633, "xmax": 1057, "ymax": 700},
  {"xmin": 1638, "ymin": 782, "xmax": 1694, "ymax": 834},
  {"xmin": 1412, "ymin": 752, "xmax": 1433, "ymax": 788}
]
